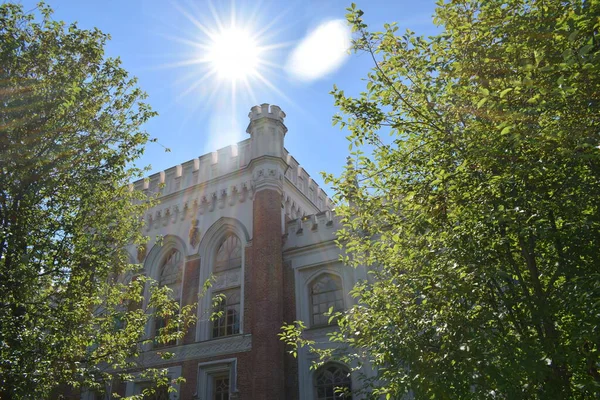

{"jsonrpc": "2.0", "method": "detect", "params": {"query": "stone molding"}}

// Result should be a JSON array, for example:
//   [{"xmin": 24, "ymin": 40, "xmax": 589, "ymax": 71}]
[
  {"xmin": 252, "ymin": 166, "xmax": 284, "ymax": 194},
  {"xmin": 136, "ymin": 334, "xmax": 252, "ymax": 368},
  {"xmin": 283, "ymin": 210, "xmax": 339, "ymax": 246},
  {"xmin": 145, "ymin": 181, "xmax": 254, "ymax": 231}
]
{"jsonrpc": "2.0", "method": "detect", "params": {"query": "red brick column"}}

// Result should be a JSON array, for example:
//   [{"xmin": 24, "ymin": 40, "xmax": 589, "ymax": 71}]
[
  {"xmin": 180, "ymin": 360, "xmax": 198, "ymax": 399},
  {"xmin": 248, "ymin": 188, "xmax": 285, "ymax": 399}
]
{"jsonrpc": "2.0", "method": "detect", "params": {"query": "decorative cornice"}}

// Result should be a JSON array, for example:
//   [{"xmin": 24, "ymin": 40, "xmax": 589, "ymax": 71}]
[
  {"xmin": 136, "ymin": 334, "xmax": 252, "ymax": 368},
  {"xmin": 252, "ymin": 167, "xmax": 284, "ymax": 194},
  {"xmin": 145, "ymin": 181, "xmax": 254, "ymax": 232}
]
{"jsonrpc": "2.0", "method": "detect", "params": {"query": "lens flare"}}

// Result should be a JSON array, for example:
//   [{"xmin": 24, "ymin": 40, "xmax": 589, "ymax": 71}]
[
  {"xmin": 150, "ymin": 1, "xmax": 295, "ymax": 151},
  {"xmin": 206, "ymin": 27, "xmax": 261, "ymax": 82}
]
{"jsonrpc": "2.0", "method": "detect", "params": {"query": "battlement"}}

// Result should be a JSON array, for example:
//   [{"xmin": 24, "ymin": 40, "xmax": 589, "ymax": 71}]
[
  {"xmin": 132, "ymin": 104, "xmax": 333, "ymax": 216},
  {"xmin": 132, "ymin": 140, "xmax": 252, "ymax": 196},
  {"xmin": 246, "ymin": 103, "xmax": 286, "ymax": 128},
  {"xmin": 283, "ymin": 210, "xmax": 341, "ymax": 251},
  {"xmin": 283, "ymin": 149, "xmax": 333, "ymax": 216}
]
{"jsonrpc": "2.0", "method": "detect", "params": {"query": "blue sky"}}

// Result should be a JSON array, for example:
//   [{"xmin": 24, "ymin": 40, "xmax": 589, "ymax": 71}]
[{"xmin": 19, "ymin": 0, "xmax": 439, "ymax": 195}]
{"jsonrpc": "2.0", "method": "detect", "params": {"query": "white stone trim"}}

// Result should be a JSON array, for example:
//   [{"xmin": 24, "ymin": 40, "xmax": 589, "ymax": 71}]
[
  {"xmin": 196, "ymin": 217, "xmax": 249, "ymax": 341},
  {"xmin": 294, "ymin": 263, "xmax": 349, "ymax": 330},
  {"xmin": 135, "ymin": 334, "xmax": 252, "ymax": 368},
  {"xmin": 196, "ymin": 358, "xmax": 238, "ymax": 400}
]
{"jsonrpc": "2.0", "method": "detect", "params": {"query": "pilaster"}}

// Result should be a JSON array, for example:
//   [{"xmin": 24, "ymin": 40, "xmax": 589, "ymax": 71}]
[{"xmin": 245, "ymin": 104, "xmax": 288, "ymax": 399}]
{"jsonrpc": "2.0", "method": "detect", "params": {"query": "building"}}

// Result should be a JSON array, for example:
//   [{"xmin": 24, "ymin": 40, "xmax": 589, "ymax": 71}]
[{"xmin": 116, "ymin": 104, "xmax": 368, "ymax": 399}]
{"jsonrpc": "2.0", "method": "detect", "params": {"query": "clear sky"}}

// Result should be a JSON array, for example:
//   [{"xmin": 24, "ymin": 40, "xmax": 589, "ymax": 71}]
[{"xmin": 18, "ymin": 0, "xmax": 440, "ymax": 195}]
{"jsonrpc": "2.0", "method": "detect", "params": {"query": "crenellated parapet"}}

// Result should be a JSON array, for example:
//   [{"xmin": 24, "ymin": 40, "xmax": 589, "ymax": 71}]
[
  {"xmin": 132, "ymin": 104, "xmax": 333, "ymax": 218},
  {"xmin": 282, "ymin": 192, "xmax": 308, "ymax": 220},
  {"xmin": 247, "ymin": 103, "xmax": 287, "ymax": 126},
  {"xmin": 283, "ymin": 150, "xmax": 333, "ymax": 213},
  {"xmin": 144, "ymin": 180, "xmax": 255, "ymax": 231},
  {"xmin": 132, "ymin": 141, "xmax": 252, "ymax": 196},
  {"xmin": 283, "ymin": 210, "xmax": 341, "ymax": 250}
]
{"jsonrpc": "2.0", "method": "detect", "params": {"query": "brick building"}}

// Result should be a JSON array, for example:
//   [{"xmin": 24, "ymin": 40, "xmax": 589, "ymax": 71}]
[{"xmin": 104, "ymin": 104, "xmax": 368, "ymax": 399}]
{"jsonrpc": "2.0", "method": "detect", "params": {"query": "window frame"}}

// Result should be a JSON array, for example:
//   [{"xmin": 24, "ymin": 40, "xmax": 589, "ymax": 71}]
[
  {"xmin": 142, "ymin": 237, "xmax": 187, "ymax": 349},
  {"xmin": 313, "ymin": 362, "xmax": 353, "ymax": 400},
  {"xmin": 308, "ymin": 273, "xmax": 345, "ymax": 328},
  {"xmin": 211, "ymin": 286, "xmax": 241, "ymax": 338},
  {"xmin": 196, "ymin": 218, "xmax": 248, "ymax": 342},
  {"xmin": 196, "ymin": 358, "xmax": 238, "ymax": 400},
  {"xmin": 210, "ymin": 234, "xmax": 243, "ymax": 339}
]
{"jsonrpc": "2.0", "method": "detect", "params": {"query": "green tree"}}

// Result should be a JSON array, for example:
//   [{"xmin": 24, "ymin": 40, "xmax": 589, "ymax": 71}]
[
  {"xmin": 0, "ymin": 3, "xmax": 195, "ymax": 398},
  {"xmin": 285, "ymin": 0, "xmax": 600, "ymax": 398}
]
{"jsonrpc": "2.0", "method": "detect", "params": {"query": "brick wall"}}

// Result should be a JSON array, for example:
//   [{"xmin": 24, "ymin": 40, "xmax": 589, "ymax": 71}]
[{"xmin": 247, "ymin": 188, "xmax": 286, "ymax": 399}]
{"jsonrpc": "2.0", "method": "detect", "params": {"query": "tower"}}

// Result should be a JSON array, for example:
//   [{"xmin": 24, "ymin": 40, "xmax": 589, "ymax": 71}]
[{"xmin": 246, "ymin": 104, "xmax": 287, "ymax": 399}]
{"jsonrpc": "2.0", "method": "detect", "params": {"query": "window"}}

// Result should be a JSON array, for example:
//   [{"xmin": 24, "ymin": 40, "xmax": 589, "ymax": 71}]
[
  {"xmin": 159, "ymin": 248, "xmax": 183, "ymax": 292},
  {"xmin": 155, "ymin": 248, "xmax": 182, "ymax": 346},
  {"xmin": 212, "ymin": 374, "xmax": 230, "ymax": 400},
  {"xmin": 315, "ymin": 364, "xmax": 352, "ymax": 400},
  {"xmin": 197, "ymin": 359, "xmax": 237, "ymax": 400},
  {"xmin": 212, "ymin": 235, "xmax": 242, "ymax": 338},
  {"xmin": 310, "ymin": 274, "xmax": 344, "ymax": 327},
  {"xmin": 212, "ymin": 288, "xmax": 241, "ymax": 337},
  {"xmin": 214, "ymin": 235, "xmax": 241, "ymax": 273}
]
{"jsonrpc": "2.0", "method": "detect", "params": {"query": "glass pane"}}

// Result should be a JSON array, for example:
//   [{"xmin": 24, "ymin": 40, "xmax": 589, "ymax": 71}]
[
  {"xmin": 159, "ymin": 248, "xmax": 182, "ymax": 290},
  {"xmin": 311, "ymin": 274, "xmax": 344, "ymax": 326},
  {"xmin": 213, "ymin": 375, "xmax": 229, "ymax": 400},
  {"xmin": 315, "ymin": 364, "xmax": 352, "ymax": 400},
  {"xmin": 212, "ymin": 287, "xmax": 241, "ymax": 338},
  {"xmin": 215, "ymin": 235, "xmax": 242, "ymax": 272}
]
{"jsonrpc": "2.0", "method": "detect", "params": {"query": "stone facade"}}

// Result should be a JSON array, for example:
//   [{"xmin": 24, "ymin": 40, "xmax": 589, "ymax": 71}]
[{"xmin": 88, "ymin": 104, "xmax": 369, "ymax": 399}]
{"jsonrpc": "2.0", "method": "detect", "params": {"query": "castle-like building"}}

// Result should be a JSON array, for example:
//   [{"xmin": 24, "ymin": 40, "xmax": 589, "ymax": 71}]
[{"xmin": 111, "ymin": 104, "xmax": 368, "ymax": 399}]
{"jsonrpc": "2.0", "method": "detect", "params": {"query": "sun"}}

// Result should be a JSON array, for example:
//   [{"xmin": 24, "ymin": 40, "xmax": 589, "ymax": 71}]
[
  {"xmin": 206, "ymin": 27, "xmax": 262, "ymax": 82},
  {"xmin": 154, "ymin": 0, "xmax": 293, "ymax": 148},
  {"xmin": 161, "ymin": 1, "xmax": 288, "ymax": 101}
]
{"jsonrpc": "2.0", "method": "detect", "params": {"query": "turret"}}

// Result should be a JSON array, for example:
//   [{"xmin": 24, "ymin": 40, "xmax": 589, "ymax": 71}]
[
  {"xmin": 245, "ymin": 103, "xmax": 288, "ymax": 398},
  {"xmin": 246, "ymin": 103, "xmax": 287, "ymax": 160}
]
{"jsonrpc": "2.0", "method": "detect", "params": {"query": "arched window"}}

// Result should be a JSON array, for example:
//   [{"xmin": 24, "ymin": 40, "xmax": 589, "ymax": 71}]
[
  {"xmin": 155, "ymin": 248, "xmax": 182, "ymax": 346},
  {"xmin": 314, "ymin": 363, "xmax": 352, "ymax": 399},
  {"xmin": 212, "ymin": 234, "xmax": 242, "ymax": 338},
  {"xmin": 310, "ymin": 274, "xmax": 344, "ymax": 327}
]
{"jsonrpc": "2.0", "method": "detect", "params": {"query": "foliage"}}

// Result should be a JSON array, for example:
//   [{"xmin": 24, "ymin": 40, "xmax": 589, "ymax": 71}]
[
  {"xmin": 286, "ymin": 0, "xmax": 600, "ymax": 398},
  {"xmin": 0, "ymin": 3, "xmax": 195, "ymax": 398}
]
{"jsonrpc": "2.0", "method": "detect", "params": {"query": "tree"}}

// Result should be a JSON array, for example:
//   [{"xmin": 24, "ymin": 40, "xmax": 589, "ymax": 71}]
[
  {"xmin": 285, "ymin": 0, "xmax": 600, "ymax": 398},
  {"xmin": 0, "ymin": 4, "xmax": 195, "ymax": 398}
]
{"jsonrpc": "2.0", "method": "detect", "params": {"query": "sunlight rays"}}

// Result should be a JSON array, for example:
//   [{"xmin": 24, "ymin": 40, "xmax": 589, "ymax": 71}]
[{"xmin": 144, "ymin": 0, "xmax": 318, "ymax": 153}]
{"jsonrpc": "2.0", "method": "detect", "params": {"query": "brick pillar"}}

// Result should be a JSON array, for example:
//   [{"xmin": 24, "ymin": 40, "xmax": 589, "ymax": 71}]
[
  {"xmin": 245, "ymin": 103, "xmax": 289, "ymax": 399},
  {"xmin": 180, "ymin": 360, "xmax": 198, "ymax": 399},
  {"xmin": 249, "ymin": 188, "xmax": 285, "ymax": 399}
]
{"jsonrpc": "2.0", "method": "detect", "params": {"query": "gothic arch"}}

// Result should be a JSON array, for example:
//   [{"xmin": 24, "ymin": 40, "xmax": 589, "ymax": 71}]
[
  {"xmin": 142, "ymin": 234, "xmax": 187, "ymax": 344},
  {"xmin": 196, "ymin": 217, "xmax": 249, "ymax": 341},
  {"xmin": 197, "ymin": 217, "xmax": 250, "ymax": 258},
  {"xmin": 312, "ymin": 362, "xmax": 353, "ymax": 399},
  {"xmin": 144, "ymin": 234, "xmax": 187, "ymax": 281}
]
